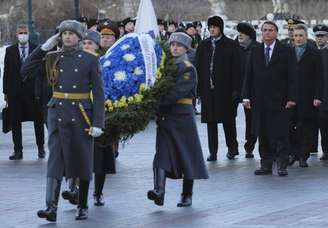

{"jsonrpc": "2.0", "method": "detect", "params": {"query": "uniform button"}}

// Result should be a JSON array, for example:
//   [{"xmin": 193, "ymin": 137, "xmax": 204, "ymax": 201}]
[
  {"xmin": 59, "ymin": 85, "xmax": 63, "ymax": 89},
  {"xmin": 73, "ymin": 85, "xmax": 77, "ymax": 89},
  {"xmin": 58, "ymin": 102, "xmax": 62, "ymax": 106},
  {"xmin": 61, "ymin": 55, "xmax": 64, "ymax": 58},
  {"xmin": 71, "ymin": 118, "xmax": 75, "ymax": 122},
  {"xmin": 74, "ymin": 69, "xmax": 78, "ymax": 72},
  {"xmin": 78, "ymin": 54, "xmax": 82, "ymax": 58},
  {"xmin": 58, "ymin": 118, "xmax": 62, "ymax": 122},
  {"xmin": 60, "ymin": 69, "xmax": 63, "ymax": 72},
  {"xmin": 72, "ymin": 102, "xmax": 76, "ymax": 105}
]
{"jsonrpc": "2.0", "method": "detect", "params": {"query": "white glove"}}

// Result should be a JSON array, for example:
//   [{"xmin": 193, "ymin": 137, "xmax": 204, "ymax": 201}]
[
  {"xmin": 89, "ymin": 127, "xmax": 104, "ymax": 138},
  {"xmin": 41, "ymin": 33, "xmax": 60, "ymax": 51}
]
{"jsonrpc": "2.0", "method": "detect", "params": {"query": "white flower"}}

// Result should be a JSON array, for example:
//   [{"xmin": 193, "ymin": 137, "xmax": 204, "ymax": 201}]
[
  {"xmin": 123, "ymin": 53, "xmax": 136, "ymax": 62},
  {"xmin": 121, "ymin": 44, "xmax": 130, "ymax": 50},
  {"xmin": 134, "ymin": 67, "xmax": 144, "ymax": 75},
  {"xmin": 103, "ymin": 60, "xmax": 111, "ymax": 67},
  {"xmin": 114, "ymin": 71, "xmax": 127, "ymax": 81}
]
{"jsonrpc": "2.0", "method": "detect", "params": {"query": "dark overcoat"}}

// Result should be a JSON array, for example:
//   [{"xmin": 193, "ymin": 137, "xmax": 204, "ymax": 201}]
[
  {"xmin": 3, "ymin": 42, "xmax": 38, "ymax": 124},
  {"xmin": 319, "ymin": 47, "xmax": 328, "ymax": 111},
  {"xmin": 294, "ymin": 44, "xmax": 323, "ymax": 120},
  {"xmin": 153, "ymin": 55, "xmax": 208, "ymax": 180},
  {"xmin": 22, "ymin": 47, "xmax": 105, "ymax": 180},
  {"xmin": 196, "ymin": 35, "xmax": 241, "ymax": 123},
  {"xmin": 242, "ymin": 40, "xmax": 297, "ymax": 138}
]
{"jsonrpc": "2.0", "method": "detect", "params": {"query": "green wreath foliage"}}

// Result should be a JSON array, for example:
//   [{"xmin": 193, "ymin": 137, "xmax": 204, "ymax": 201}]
[{"xmin": 95, "ymin": 43, "xmax": 177, "ymax": 147}]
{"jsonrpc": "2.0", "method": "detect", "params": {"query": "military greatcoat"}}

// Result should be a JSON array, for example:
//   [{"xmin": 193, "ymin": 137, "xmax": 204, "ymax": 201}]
[
  {"xmin": 153, "ymin": 54, "xmax": 208, "ymax": 180},
  {"xmin": 22, "ymin": 47, "xmax": 105, "ymax": 180}
]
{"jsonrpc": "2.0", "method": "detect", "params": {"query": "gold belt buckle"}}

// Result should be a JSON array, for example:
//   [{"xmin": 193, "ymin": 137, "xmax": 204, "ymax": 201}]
[{"xmin": 64, "ymin": 93, "xmax": 69, "ymax": 99}]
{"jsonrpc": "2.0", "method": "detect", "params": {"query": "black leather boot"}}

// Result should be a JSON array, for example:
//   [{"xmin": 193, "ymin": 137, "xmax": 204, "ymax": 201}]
[
  {"xmin": 177, "ymin": 179, "xmax": 193, "ymax": 207},
  {"xmin": 9, "ymin": 150, "xmax": 23, "ymax": 160},
  {"xmin": 147, "ymin": 168, "xmax": 166, "ymax": 206},
  {"xmin": 62, "ymin": 178, "xmax": 79, "ymax": 205},
  {"xmin": 75, "ymin": 180, "xmax": 89, "ymax": 220},
  {"xmin": 226, "ymin": 146, "xmax": 239, "ymax": 160},
  {"xmin": 38, "ymin": 146, "xmax": 46, "ymax": 159},
  {"xmin": 94, "ymin": 174, "xmax": 106, "ymax": 206},
  {"xmin": 37, "ymin": 178, "xmax": 61, "ymax": 222}
]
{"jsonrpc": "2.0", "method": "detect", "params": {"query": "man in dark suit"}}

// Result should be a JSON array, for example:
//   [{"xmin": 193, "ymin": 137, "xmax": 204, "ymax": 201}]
[
  {"xmin": 242, "ymin": 21, "xmax": 297, "ymax": 176},
  {"xmin": 288, "ymin": 24, "xmax": 323, "ymax": 167},
  {"xmin": 236, "ymin": 22, "xmax": 259, "ymax": 159},
  {"xmin": 313, "ymin": 24, "xmax": 328, "ymax": 160},
  {"xmin": 196, "ymin": 16, "xmax": 241, "ymax": 161},
  {"xmin": 3, "ymin": 24, "xmax": 45, "ymax": 160}
]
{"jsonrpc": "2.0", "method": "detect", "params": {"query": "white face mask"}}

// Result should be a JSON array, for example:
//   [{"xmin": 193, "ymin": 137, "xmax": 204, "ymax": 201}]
[{"xmin": 18, "ymin": 34, "xmax": 29, "ymax": 44}]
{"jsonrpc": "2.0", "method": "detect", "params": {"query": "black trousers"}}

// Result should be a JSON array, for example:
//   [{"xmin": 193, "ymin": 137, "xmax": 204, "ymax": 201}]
[
  {"xmin": 244, "ymin": 107, "xmax": 257, "ymax": 152},
  {"xmin": 259, "ymin": 135, "xmax": 289, "ymax": 170},
  {"xmin": 318, "ymin": 110, "xmax": 328, "ymax": 154},
  {"xmin": 207, "ymin": 120, "xmax": 238, "ymax": 155},
  {"xmin": 12, "ymin": 115, "xmax": 44, "ymax": 152},
  {"xmin": 292, "ymin": 121, "xmax": 316, "ymax": 160}
]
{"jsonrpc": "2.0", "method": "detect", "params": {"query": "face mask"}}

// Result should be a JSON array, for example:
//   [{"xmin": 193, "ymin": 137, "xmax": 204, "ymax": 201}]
[{"xmin": 18, "ymin": 34, "xmax": 29, "ymax": 44}]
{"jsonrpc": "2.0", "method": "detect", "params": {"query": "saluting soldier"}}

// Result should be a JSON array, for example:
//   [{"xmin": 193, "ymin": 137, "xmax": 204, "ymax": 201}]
[
  {"xmin": 147, "ymin": 32, "xmax": 208, "ymax": 208},
  {"xmin": 22, "ymin": 20, "xmax": 105, "ymax": 222}
]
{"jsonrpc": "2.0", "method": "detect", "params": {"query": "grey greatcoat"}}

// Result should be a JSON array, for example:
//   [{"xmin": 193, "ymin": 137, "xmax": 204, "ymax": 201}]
[
  {"xmin": 153, "ymin": 54, "xmax": 208, "ymax": 180},
  {"xmin": 21, "ymin": 47, "xmax": 105, "ymax": 180}
]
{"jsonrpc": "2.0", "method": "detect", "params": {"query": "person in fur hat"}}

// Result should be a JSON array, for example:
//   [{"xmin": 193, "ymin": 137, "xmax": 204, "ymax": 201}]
[
  {"xmin": 196, "ymin": 15, "xmax": 241, "ymax": 161},
  {"xmin": 22, "ymin": 19, "xmax": 105, "ymax": 222}
]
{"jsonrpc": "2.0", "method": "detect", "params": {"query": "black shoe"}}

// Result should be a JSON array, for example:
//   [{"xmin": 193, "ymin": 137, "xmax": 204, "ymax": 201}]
[
  {"xmin": 299, "ymin": 160, "xmax": 309, "ymax": 168},
  {"xmin": 207, "ymin": 154, "xmax": 217, "ymax": 162},
  {"xmin": 37, "ymin": 178, "xmax": 61, "ymax": 222},
  {"xmin": 320, "ymin": 154, "xmax": 328, "ymax": 160},
  {"xmin": 288, "ymin": 154, "xmax": 298, "ymax": 166},
  {"xmin": 38, "ymin": 147, "xmax": 46, "ymax": 159},
  {"xmin": 226, "ymin": 147, "xmax": 239, "ymax": 160},
  {"xmin": 148, "ymin": 168, "xmax": 166, "ymax": 206},
  {"xmin": 245, "ymin": 150, "xmax": 254, "ymax": 159},
  {"xmin": 177, "ymin": 195, "xmax": 192, "ymax": 207},
  {"xmin": 9, "ymin": 151, "xmax": 23, "ymax": 160},
  {"xmin": 62, "ymin": 191, "xmax": 78, "ymax": 205},
  {"xmin": 254, "ymin": 168, "xmax": 272, "ymax": 175},
  {"xmin": 115, "ymin": 151, "xmax": 119, "ymax": 158},
  {"xmin": 75, "ymin": 207, "xmax": 88, "ymax": 220},
  {"xmin": 62, "ymin": 178, "xmax": 79, "ymax": 205},
  {"xmin": 278, "ymin": 169, "xmax": 288, "ymax": 176},
  {"xmin": 147, "ymin": 189, "xmax": 165, "ymax": 206},
  {"xmin": 94, "ymin": 194, "xmax": 105, "ymax": 206},
  {"xmin": 37, "ymin": 207, "xmax": 57, "ymax": 222}
]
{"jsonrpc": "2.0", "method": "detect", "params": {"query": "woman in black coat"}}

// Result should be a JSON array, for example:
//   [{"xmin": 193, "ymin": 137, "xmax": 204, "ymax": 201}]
[{"xmin": 147, "ymin": 32, "xmax": 208, "ymax": 208}]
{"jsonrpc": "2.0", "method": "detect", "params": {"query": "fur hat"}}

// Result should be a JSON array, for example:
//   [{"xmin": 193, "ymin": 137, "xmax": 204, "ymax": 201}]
[
  {"xmin": 237, "ymin": 22, "xmax": 256, "ymax": 40},
  {"xmin": 58, "ymin": 20, "xmax": 85, "ymax": 39},
  {"xmin": 83, "ymin": 30, "xmax": 101, "ymax": 47},
  {"xmin": 207, "ymin": 16, "xmax": 224, "ymax": 33},
  {"xmin": 169, "ymin": 32, "xmax": 192, "ymax": 49}
]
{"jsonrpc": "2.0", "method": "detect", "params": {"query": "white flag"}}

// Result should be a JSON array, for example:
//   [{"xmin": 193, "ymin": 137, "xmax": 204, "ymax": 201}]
[{"xmin": 135, "ymin": 0, "xmax": 159, "ymax": 38}]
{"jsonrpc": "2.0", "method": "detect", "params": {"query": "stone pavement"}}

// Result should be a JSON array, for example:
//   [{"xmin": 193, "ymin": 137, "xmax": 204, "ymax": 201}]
[{"xmin": 1, "ymin": 107, "xmax": 328, "ymax": 228}]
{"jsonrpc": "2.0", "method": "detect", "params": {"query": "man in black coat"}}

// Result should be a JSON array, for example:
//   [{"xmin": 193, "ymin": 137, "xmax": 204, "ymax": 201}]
[
  {"xmin": 288, "ymin": 24, "xmax": 323, "ymax": 167},
  {"xmin": 3, "ymin": 24, "xmax": 45, "ymax": 160},
  {"xmin": 236, "ymin": 22, "xmax": 259, "ymax": 159},
  {"xmin": 313, "ymin": 24, "xmax": 328, "ymax": 160},
  {"xmin": 196, "ymin": 16, "xmax": 241, "ymax": 161},
  {"xmin": 242, "ymin": 21, "xmax": 297, "ymax": 176}
]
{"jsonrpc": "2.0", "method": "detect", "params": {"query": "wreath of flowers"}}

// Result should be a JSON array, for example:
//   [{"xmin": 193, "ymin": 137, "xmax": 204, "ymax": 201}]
[{"xmin": 96, "ymin": 40, "xmax": 177, "ymax": 147}]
